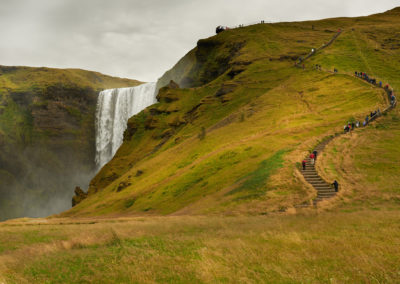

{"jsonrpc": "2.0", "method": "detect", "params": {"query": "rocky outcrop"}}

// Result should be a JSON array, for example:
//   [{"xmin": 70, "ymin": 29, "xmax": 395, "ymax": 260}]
[
  {"xmin": 156, "ymin": 35, "xmax": 247, "ymax": 90},
  {"xmin": 72, "ymin": 186, "xmax": 88, "ymax": 207}
]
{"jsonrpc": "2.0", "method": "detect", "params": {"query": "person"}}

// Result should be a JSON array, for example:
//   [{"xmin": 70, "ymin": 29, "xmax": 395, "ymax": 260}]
[
  {"xmin": 379, "ymin": 81, "xmax": 383, "ymax": 88},
  {"xmin": 351, "ymin": 122, "xmax": 355, "ymax": 130},
  {"xmin": 356, "ymin": 121, "xmax": 360, "ymax": 128},
  {"xmin": 355, "ymin": 71, "xmax": 357, "ymax": 76},
  {"xmin": 365, "ymin": 115, "xmax": 369, "ymax": 124},
  {"xmin": 313, "ymin": 150, "xmax": 318, "ymax": 161},
  {"xmin": 310, "ymin": 153, "xmax": 315, "ymax": 165},
  {"xmin": 332, "ymin": 180, "xmax": 339, "ymax": 192},
  {"xmin": 363, "ymin": 120, "xmax": 367, "ymax": 127},
  {"xmin": 377, "ymin": 108, "xmax": 381, "ymax": 116},
  {"xmin": 391, "ymin": 95, "xmax": 396, "ymax": 106},
  {"xmin": 302, "ymin": 160, "xmax": 306, "ymax": 170}
]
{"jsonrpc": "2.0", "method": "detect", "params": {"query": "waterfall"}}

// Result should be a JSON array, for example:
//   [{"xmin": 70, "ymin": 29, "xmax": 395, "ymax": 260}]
[{"xmin": 95, "ymin": 82, "xmax": 157, "ymax": 169}]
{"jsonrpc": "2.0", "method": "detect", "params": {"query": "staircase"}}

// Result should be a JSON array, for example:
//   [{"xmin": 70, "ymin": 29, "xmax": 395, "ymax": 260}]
[
  {"xmin": 302, "ymin": 137, "xmax": 337, "ymax": 204},
  {"xmin": 301, "ymin": 136, "xmax": 337, "ymax": 205}
]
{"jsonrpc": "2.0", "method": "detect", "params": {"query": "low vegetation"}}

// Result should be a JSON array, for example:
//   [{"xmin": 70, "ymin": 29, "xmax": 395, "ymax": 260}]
[{"xmin": 2, "ymin": 207, "xmax": 400, "ymax": 283}]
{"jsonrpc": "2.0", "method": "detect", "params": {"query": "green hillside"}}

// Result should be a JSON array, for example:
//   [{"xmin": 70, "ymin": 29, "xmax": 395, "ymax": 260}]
[
  {"xmin": 0, "ymin": 66, "xmax": 141, "ymax": 220},
  {"xmin": 2, "ymin": 8, "xmax": 400, "ymax": 283},
  {"xmin": 64, "ymin": 7, "xmax": 400, "ymax": 217}
]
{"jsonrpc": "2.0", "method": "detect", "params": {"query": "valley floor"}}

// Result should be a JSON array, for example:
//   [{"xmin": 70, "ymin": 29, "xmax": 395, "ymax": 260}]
[{"xmin": 1, "ymin": 204, "xmax": 399, "ymax": 283}]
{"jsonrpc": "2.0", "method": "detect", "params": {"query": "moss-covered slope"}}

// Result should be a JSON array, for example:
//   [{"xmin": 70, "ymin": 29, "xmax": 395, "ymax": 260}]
[
  {"xmin": 0, "ymin": 66, "xmax": 141, "ymax": 220},
  {"xmin": 64, "ymin": 7, "xmax": 400, "ymax": 217}
]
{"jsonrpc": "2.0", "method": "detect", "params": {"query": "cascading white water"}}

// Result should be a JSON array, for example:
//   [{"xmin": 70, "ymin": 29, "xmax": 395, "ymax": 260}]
[{"xmin": 95, "ymin": 82, "xmax": 157, "ymax": 169}]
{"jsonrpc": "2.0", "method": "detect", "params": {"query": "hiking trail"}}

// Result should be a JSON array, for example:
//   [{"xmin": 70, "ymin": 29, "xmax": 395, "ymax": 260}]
[{"xmin": 295, "ymin": 29, "xmax": 396, "ymax": 207}]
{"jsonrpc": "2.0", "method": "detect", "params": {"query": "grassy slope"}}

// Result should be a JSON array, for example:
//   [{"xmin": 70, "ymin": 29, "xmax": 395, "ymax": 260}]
[
  {"xmin": 317, "ymin": 107, "xmax": 400, "ymax": 209},
  {"xmin": 307, "ymin": 7, "xmax": 400, "ymax": 209},
  {"xmin": 0, "ymin": 66, "xmax": 141, "ymax": 93},
  {"xmin": 63, "ymin": 8, "xmax": 399, "ymax": 218}
]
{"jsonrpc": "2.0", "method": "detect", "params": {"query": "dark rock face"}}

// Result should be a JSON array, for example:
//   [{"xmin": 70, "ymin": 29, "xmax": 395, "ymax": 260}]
[
  {"xmin": 72, "ymin": 186, "xmax": 88, "ymax": 206},
  {"xmin": 167, "ymin": 80, "xmax": 180, "ymax": 89},
  {"xmin": 156, "ymin": 36, "xmax": 246, "ymax": 90},
  {"xmin": 156, "ymin": 88, "xmax": 181, "ymax": 103},
  {"xmin": 0, "ymin": 84, "xmax": 97, "ymax": 220}
]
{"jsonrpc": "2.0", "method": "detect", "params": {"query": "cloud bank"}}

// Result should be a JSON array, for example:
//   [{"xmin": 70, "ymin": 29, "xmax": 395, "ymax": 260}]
[{"xmin": 0, "ymin": 0, "xmax": 398, "ymax": 81}]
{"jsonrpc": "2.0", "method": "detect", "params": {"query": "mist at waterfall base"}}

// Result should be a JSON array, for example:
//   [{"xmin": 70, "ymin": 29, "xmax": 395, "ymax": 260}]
[
  {"xmin": 0, "ymin": 144, "xmax": 95, "ymax": 221},
  {"xmin": 95, "ymin": 82, "xmax": 157, "ymax": 169},
  {"xmin": 0, "ymin": 83, "xmax": 157, "ymax": 221}
]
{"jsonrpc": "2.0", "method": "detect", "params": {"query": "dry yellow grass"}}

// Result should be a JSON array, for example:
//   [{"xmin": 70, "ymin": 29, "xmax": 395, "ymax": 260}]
[{"xmin": 1, "ymin": 209, "xmax": 400, "ymax": 283}]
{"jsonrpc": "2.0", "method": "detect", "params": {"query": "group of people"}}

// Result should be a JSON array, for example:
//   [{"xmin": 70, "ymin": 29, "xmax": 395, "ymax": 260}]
[
  {"xmin": 302, "ymin": 150, "xmax": 318, "ymax": 169},
  {"xmin": 355, "ymin": 71, "xmax": 378, "ymax": 85},
  {"xmin": 355, "ymin": 71, "xmax": 397, "ymax": 106},
  {"xmin": 363, "ymin": 109, "xmax": 380, "ymax": 126},
  {"xmin": 301, "ymin": 151, "xmax": 339, "ymax": 192},
  {"xmin": 215, "ymin": 26, "xmax": 226, "ymax": 34},
  {"xmin": 344, "ymin": 121, "xmax": 357, "ymax": 133},
  {"xmin": 343, "ymin": 108, "xmax": 381, "ymax": 132}
]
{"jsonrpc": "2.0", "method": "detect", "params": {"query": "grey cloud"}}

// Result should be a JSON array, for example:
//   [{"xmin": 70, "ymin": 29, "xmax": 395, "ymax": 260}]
[{"xmin": 0, "ymin": 0, "xmax": 398, "ymax": 82}]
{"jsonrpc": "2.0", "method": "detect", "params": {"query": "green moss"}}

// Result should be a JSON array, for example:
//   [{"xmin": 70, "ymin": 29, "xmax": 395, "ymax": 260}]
[{"xmin": 228, "ymin": 149, "xmax": 288, "ymax": 198}]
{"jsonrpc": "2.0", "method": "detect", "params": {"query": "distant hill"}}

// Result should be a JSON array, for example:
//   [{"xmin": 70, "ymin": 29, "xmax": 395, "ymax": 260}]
[
  {"xmin": 64, "ymin": 7, "xmax": 400, "ymax": 217},
  {"xmin": 0, "ymin": 66, "xmax": 141, "ymax": 220}
]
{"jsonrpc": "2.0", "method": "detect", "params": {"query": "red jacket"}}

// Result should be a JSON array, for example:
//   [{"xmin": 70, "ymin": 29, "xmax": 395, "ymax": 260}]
[{"xmin": 310, "ymin": 154, "xmax": 315, "ymax": 159}]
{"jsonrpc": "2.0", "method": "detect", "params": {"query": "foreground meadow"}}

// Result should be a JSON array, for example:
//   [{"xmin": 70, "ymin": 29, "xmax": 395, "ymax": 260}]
[{"xmin": 1, "ymin": 206, "xmax": 399, "ymax": 283}]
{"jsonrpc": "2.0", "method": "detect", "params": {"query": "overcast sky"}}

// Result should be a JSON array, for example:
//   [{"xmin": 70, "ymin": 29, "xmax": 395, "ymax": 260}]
[{"xmin": 0, "ymin": 0, "xmax": 398, "ymax": 82}]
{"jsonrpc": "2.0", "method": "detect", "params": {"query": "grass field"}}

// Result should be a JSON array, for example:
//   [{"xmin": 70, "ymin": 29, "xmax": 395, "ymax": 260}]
[{"xmin": 1, "ymin": 206, "xmax": 400, "ymax": 283}]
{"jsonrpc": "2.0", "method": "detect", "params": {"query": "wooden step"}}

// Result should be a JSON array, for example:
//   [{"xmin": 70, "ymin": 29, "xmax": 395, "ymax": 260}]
[
  {"xmin": 316, "ymin": 188, "xmax": 335, "ymax": 193},
  {"xmin": 313, "ymin": 186, "xmax": 332, "ymax": 190}
]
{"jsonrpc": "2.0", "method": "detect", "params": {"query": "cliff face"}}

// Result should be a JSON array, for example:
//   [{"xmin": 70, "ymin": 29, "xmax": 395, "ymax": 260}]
[
  {"xmin": 0, "ymin": 66, "xmax": 141, "ymax": 220},
  {"xmin": 156, "ymin": 36, "xmax": 246, "ymax": 91}
]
